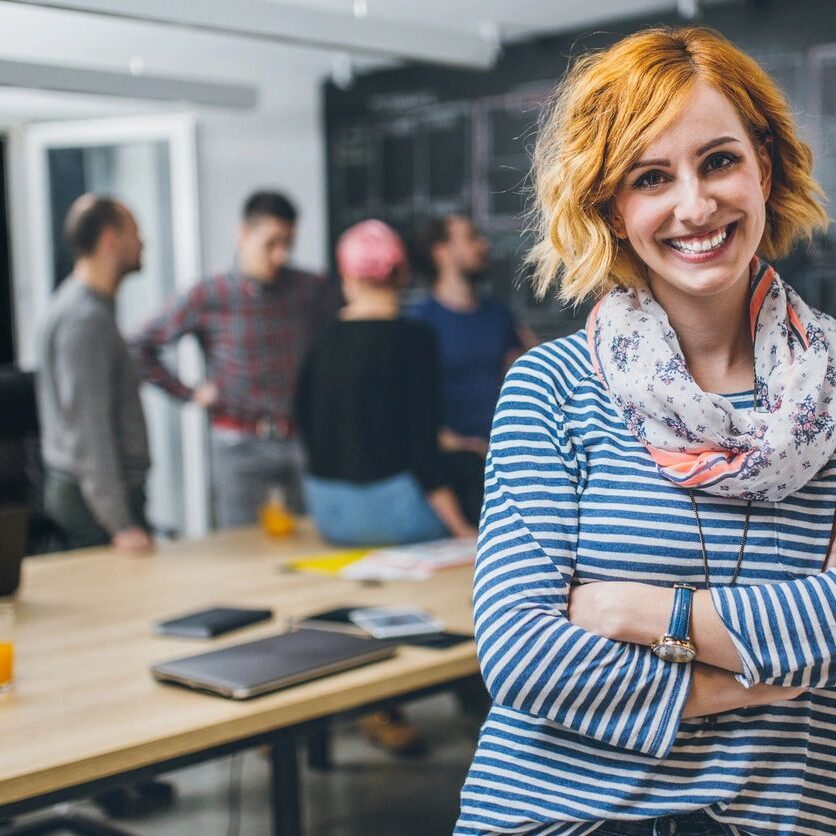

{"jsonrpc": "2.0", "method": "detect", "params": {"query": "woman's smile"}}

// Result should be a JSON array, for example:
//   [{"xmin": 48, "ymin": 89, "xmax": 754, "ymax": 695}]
[{"xmin": 662, "ymin": 221, "xmax": 737, "ymax": 263}]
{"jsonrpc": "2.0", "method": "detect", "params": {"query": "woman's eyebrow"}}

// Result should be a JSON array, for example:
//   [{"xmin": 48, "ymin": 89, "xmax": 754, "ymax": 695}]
[
  {"xmin": 628, "ymin": 157, "xmax": 669, "ymax": 172},
  {"xmin": 696, "ymin": 136, "xmax": 741, "ymax": 155},
  {"xmin": 628, "ymin": 136, "xmax": 742, "ymax": 173}
]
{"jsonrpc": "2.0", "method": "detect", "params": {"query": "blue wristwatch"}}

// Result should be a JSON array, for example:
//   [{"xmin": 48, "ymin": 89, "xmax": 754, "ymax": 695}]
[{"xmin": 651, "ymin": 583, "xmax": 698, "ymax": 663}]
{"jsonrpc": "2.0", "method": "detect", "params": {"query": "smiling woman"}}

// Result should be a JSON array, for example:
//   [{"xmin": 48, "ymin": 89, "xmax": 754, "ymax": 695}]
[
  {"xmin": 528, "ymin": 26, "xmax": 826, "ymax": 307},
  {"xmin": 456, "ymin": 26, "xmax": 836, "ymax": 836},
  {"xmin": 608, "ymin": 82, "xmax": 774, "ymax": 394}
]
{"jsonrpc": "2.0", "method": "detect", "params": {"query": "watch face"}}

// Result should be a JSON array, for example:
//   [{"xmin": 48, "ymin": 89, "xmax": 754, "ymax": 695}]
[{"xmin": 652, "ymin": 640, "xmax": 696, "ymax": 663}]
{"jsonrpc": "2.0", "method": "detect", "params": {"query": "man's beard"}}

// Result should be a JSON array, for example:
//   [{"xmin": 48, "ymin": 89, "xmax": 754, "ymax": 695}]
[
  {"xmin": 467, "ymin": 267, "xmax": 491, "ymax": 284},
  {"xmin": 121, "ymin": 257, "xmax": 142, "ymax": 277}
]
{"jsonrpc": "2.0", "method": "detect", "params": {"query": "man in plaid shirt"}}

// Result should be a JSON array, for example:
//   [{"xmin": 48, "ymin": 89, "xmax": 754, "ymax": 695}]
[{"xmin": 131, "ymin": 191, "xmax": 341, "ymax": 528}]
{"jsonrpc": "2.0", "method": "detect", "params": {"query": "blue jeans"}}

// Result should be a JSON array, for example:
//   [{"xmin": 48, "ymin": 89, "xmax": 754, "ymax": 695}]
[
  {"xmin": 594, "ymin": 810, "xmax": 730, "ymax": 835},
  {"xmin": 303, "ymin": 472, "xmax": 448, "ymax": 546}
]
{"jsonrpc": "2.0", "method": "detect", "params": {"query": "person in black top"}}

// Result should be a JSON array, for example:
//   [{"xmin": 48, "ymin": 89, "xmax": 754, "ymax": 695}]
[{"xmin": 296, "ymin": 220, "xmax": 475, "ymax": 545}]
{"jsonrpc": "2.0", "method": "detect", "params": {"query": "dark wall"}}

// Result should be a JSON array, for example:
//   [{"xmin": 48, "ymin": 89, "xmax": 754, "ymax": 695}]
[{"xmin": 324, "ymin": 0, "xmax": 836, "ymax": 338}]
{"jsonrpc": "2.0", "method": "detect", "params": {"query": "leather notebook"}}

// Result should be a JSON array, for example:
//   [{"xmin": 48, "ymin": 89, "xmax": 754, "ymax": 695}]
[{"xmin": 155, "ymin": 607, "xmax": 273, "ymax": 639}]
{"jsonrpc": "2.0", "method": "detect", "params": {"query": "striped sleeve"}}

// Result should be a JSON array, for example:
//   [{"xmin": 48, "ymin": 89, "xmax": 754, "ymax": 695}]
[
  {"xmin": 710, "ymin": 570, "xmax": 836, "ymax": 688},
  {"xmin": 474, "ymin": 349, "xmax": 693, "ymax": 760}
]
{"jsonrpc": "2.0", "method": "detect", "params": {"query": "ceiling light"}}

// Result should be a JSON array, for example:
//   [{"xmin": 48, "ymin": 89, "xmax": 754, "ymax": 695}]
[{"xmin": 677, "ymin": 0, "xmax": 701, "ymax": 20}]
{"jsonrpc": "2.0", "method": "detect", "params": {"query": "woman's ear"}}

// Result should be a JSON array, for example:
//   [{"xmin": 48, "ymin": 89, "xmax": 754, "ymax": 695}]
[
  {"xmin": 757, "ymin": 136, "xmax": 773, "ymax": 202},
  {"xmin": 609, "ymin": 212, "xmax": 627, "ymax": 240}
]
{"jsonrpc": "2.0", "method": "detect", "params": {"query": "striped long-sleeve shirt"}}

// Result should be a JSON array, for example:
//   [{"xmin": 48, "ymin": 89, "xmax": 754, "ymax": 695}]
[{"xmin": 456, "ymin": 331, "xmax": 836, "ymax": 836}]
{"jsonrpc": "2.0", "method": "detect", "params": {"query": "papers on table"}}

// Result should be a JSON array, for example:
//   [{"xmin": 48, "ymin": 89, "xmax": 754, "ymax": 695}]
[
  {"xmin": 287, "ymin": 549, "xmax": 372, "ymax": 576},
  {"xmin": 339, "ymin": 538, "xmax": 477, "ymax": 582},
  {"xmin": 285, "ymin": 538, "xmax": 477, "ymax": 582}
]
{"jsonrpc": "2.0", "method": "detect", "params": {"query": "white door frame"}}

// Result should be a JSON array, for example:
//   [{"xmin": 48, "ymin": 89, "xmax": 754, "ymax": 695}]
[{"xmin": 9, "ymin": 112, "xmax": 210, "ymax": 537}]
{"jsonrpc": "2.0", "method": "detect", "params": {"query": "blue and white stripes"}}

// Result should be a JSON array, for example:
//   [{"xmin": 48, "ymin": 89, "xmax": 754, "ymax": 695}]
[
  {"xmin": 712, "ymin": 570, "xmax": 836, "ymax": 689},
  {"xmin": 456, "ymin": 332, "xmax": 836, "ymax": 836}
]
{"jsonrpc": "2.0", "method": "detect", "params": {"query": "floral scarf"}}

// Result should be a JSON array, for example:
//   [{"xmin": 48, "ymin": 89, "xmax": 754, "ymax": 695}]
[{"xmin": 586, "ymin": 258, "xmax": 836, "ymax": 502}]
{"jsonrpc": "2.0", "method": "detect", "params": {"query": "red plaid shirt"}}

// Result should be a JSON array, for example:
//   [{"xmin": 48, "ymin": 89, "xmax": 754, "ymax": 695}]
[{"xmin": 131, "ymin": 269, "xmax": 341, "ymax": 427}]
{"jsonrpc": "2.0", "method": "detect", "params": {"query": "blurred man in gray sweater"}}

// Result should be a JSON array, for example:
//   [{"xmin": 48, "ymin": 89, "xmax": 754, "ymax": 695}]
[{"xmin": 37, "ymin": 194, "xmax": 152, "ymax": 554}]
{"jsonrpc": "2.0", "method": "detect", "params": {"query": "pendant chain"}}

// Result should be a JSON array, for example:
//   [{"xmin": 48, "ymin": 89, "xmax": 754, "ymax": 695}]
[
  {"xmin": 687, "ymin": 491, "xmax": 751, "ymax": 588},
  {"xmin": 685, "ymin": 358, "xmax": 757, "ymax": 589}
]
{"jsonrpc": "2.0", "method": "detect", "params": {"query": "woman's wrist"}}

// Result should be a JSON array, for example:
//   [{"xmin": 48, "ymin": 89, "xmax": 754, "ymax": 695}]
[
  {"xmin": 568, "ymin": 582, "xmax": 673, "ymax": 644},
  {"xmin": 620, "ymin": 584, "xmax": 675, "ymax": 645}
]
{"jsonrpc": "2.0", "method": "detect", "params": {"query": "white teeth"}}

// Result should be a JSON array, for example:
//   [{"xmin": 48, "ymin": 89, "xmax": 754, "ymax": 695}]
[{"xmin": 668, "ymin": 226, "xmax": 729, "ymax": 254}]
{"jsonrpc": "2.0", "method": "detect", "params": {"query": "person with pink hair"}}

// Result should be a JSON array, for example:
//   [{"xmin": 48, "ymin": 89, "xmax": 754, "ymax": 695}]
[
  {"xmin": 295, "ymin": 220, "xmax": 477, "ymax": 754},
  {"xmin": 295, "ymin": 219, "xmax": 475, "ymax": 547}
]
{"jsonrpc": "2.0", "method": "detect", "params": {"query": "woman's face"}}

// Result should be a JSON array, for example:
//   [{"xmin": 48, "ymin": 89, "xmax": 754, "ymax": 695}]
[{"xmin": 611, "ymin": 81, "xmax": 772, "ymax": 306}]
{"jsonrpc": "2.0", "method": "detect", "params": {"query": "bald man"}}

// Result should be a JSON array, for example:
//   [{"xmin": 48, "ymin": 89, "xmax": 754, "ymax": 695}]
[{"xmin": 37, "ymin": 194, "xmax": 153, "ymax": 554}]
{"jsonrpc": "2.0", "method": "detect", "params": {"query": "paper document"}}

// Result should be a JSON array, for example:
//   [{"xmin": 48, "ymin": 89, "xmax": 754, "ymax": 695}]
[
  {"xmin": 339, "ymin": 537, "xmax": 477, "ymax": 582},
  {"xmin": 287, "ymin": 549, "xmax": 371, "ymax": 575}
]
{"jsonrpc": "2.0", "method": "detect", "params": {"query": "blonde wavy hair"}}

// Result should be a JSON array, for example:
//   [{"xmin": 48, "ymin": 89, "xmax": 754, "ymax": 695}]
[{"xmin": 529, "ymin": 26, "xmax": 829, "ymax": 304}]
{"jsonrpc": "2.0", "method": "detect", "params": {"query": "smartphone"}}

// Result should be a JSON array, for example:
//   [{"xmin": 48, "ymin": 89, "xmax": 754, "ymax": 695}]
[
  {"xmin": 347, "ymin": 606, "xmax": 445, "ymax": 639},
  {"xmin": 293, "ymin": 606, "xmax": 369, "ymax": 636}
]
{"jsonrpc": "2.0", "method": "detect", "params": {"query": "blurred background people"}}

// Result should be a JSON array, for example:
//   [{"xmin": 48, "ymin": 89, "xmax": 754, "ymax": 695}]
[
  {"xmin": 296, "ymin": 219, "xmax": 476, "ymax": 546},
  {"xmin": 296, "ymin": 218, "xmax": 476, "ymax": 755},
  {"xmin": 131, "ymin": 190, "xmax": 341, "ymax": 528},
  {"xmin": 36, "ymin": 194, "xmax": 153, "ymax": 554},
  {"xmin": 411, "ymin": 214, "xmax": 538, "ymax": 456}
]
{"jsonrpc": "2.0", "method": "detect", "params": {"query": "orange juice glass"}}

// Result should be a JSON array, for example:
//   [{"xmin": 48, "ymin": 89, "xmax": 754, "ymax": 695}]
[
  {"xmin": 0, "ymin": 603, "xmax": 13, "ymax": 693},
  {"xmin": 259, "ymin": 486, "xmax": 296, "ymax": 538}
]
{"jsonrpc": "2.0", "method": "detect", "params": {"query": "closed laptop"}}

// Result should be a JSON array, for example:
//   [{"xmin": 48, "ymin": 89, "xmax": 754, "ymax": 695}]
[{"xmin": 150, "ymin": 628, "xmax": 396, "ymax": 699}]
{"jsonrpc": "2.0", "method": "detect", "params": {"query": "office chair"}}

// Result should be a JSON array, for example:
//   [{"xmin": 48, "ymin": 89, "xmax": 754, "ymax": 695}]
[{"xmin": 0, "ymin": 366, "xmax": 65, "ymax": 554}]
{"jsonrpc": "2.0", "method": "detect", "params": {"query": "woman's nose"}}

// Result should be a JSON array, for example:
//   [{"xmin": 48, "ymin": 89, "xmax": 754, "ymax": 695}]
[{"xmin": 672, "ymin": 178, "xmax": 718, "ymax": 227}]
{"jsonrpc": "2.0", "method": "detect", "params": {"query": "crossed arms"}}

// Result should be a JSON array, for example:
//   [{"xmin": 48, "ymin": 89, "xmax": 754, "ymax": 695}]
[{"xmin": 475, "ymin": 355, "xmax": 834, "ymax": 759}]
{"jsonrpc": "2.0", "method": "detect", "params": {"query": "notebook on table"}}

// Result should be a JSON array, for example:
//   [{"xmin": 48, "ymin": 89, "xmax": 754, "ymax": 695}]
[
  {"xmin": 150, "ymin": 628, "xmax": 397, "ymax": 700},
  {"xmin": 155, "ymin": 606, "xmax": 273, "ymax": 638}
]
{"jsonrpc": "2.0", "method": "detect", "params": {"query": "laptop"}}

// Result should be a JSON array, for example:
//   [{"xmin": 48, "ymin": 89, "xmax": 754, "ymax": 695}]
[
  {"xmin": 150, "ymin": 628, "xmax": 397, "ymax": 699},
  {"xmin": 0, "ymin": 505, "xmax": 28, "ymax": 596}
]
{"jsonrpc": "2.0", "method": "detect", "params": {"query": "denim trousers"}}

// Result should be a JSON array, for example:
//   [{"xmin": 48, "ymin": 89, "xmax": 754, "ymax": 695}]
[
  {"xmin": 303, "ymin": 471, "xmax": 448, "ymax": 546},
  {"xmin": 594, "ymin": 809, "xmax": 730, "ymax": 835},
  {"xmin": 210, "ymin": 430, "xmax": 306, "ymax": 528}
]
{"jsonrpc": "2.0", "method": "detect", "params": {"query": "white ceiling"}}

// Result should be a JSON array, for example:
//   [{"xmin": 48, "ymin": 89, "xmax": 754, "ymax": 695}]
[
  {"xmin": 273, "ymin": 0, "xmax": 728, "ymax": 41},
  {"xmin": 0, "ymin": 0, "xmax": 734, "ymax": 122},
  {"xmin": 0, "ymin": 2, "xmax": 342, "ymax": 120}
]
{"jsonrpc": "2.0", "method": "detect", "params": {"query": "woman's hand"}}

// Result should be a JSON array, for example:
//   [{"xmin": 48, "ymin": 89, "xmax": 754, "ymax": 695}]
[
  {"xmin": 823, "ymin": 531, "xmax": 836, "ymax": 571},
  {"xmin": 683, "ymin": 662, "xmax": 806, "ymax": 720}
]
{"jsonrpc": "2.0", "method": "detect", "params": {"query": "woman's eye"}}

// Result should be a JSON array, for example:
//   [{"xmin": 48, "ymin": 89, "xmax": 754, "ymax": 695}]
[
  {"xmin": 705, "ymin": 151, "xmax": 740, "ymax": 172},
  {"xmin": 633, "ymin": 170, "xmax": 666, "ymax": 189}
]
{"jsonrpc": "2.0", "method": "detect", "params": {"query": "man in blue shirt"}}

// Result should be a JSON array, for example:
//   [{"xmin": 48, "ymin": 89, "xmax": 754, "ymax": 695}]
[{"xmin": 410, "ymin": 215, "xmax": 537, "ymax": 457}]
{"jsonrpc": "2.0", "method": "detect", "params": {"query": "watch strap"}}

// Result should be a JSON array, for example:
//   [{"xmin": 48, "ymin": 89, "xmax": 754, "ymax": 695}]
[{"xmin": 666, "ymin": 583, "xmax": 696, "ymax": 642}]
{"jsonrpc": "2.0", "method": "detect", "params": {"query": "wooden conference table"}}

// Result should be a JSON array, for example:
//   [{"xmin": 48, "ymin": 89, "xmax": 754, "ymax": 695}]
[{"xmin": 0, "ymin": 524, "xmax": 480, "ymax": 835}]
